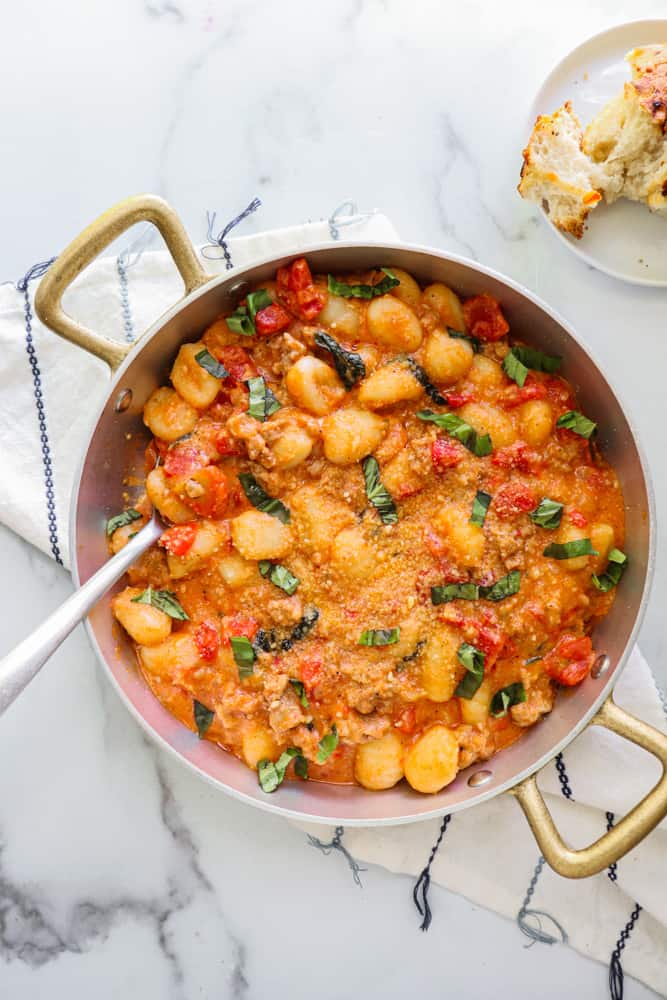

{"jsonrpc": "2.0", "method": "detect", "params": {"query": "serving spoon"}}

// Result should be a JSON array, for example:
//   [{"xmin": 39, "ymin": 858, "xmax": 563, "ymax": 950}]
[{"xmin": 0, "ymin": 512, "xmax": 164, "ymax": 715}]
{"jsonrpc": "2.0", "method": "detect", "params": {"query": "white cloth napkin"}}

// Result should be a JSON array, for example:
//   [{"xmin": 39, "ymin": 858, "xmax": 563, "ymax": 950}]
[{"xmin": 1, "ymin": 212, "xmax": 665, "ymax": 995}]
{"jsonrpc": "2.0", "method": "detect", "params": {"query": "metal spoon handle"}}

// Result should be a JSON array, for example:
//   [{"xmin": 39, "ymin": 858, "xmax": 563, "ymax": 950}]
[{"xmin": 0, "ymin": 519, "xmax": 162, "ymax": 715}]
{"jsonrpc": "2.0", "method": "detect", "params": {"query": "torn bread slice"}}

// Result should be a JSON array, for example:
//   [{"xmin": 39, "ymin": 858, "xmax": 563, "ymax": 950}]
[{"xmin": 518, "ymin": 102, "xmax": 602, "ymax": 238}]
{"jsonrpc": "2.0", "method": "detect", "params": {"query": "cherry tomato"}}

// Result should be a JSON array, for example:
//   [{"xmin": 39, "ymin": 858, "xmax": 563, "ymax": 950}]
[
  {"xmin": 493, "ymin": 481, "xmax": 536, "ymax": 518},
  {"xmin": 543, "ymin": 634, "xmax": 595, "ymax": 686},
  {"xmin": 473, "ymin": 622, "xmax": 507, "ymax": 668},
  {"xmin": 501, "ymin": 377, "xmax": 547, "ymax": 409},
  {"xmin": 254, "ymin": 303, "xmax": 292, "ymax": 335},
  {"xmin": 194, "ymin": 620, "xmax": 221, "ymax": 661},
  {"xmin": 544, "ymin": 375, "xmax": 575, "ymax": 412},
  {"xmin": 462, "ymin": 294, "xmax": 509, "ymax": 342},
  {"xmin": 221, "ymin": 613, "xmax": 259, "ymax": 642},
  {"xmin": 159, "ymin": 523, "xmax": 197, "ymax": 556},
  {"xmin": 300, "ymin": 657, "xmax": 323, "ymax": 693},
  {"xmin": 393, "ymin": 705, "xmax": 417, "ymax": 735},
  {"xmin": 163, "ymin": 440, "xmax": 209, "ymax": 479},
  {"xmin": 491, "ymin": 441, "xmax": 542, "ymax": 474},
  {"xmin": 431, "ymin": 437, "xmax": 465, "ymax": 471},
  {"xmin": 276, "ymin": 257, "xmax": 326, "ymax": 320},
  {"xmin": 568, "ymin": 509, "xmax": 588, "ymax": 528},
  {"xmin": 215, "ymin": 431, "xmax": 242, "ymax": 458},
  {"xmin": 216, "ymin": 345, "xmax": 258, "ymax": 382},
  {"xmin": 183, "ymin": 466, "xmax": 229, "ymax": 519},
  {"xmin": 443, "ymin": 390, "xmax": 474, "ymax": 409}
]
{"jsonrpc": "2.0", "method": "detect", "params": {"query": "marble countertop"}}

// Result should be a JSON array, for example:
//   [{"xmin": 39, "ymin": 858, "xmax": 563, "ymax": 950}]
[{"xmin": 1, "ymin": 1, "xmax": 666, "ymax": 997}]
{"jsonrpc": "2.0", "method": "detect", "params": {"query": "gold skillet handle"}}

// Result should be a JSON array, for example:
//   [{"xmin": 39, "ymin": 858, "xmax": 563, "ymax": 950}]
[
  {"xmin": 34, "ymin": 194, "xmax": 211, "ymax": 371},
  {"xmin": 511, "ymin": 695, "xmax": 667, "ymax": 878}
]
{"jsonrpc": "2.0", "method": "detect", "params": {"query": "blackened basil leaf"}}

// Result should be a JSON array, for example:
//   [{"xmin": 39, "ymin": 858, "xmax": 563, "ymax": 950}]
[
  {"xmin": 416, "ymin": 410, "xmax": 492, "ymax": 457},
  {"xmin": 556, "ymin": 410, "xmax": 596, "ymax": 439},
  {"xmin": 479, "ymin": 570, "xmax": 521, "ymax": 602},
  {"xmin": 327, "ymin": 268, "xmax": 399, "ymax": 300},
  {"xmin": 592, "ymin": 548, "xmax": 627, "ymax": 592},
  {"xmin": 258, "ymin": 560, "xmax": 300, "ymax": 595},
  {"xmin": 106, "ymin": 508, "xmax": 141, "ymax": 536},
  {"xmin": 226, "ymin": 305, "xmax": 255, "ymax": 336},
  {"xmin": 362, "ymin": 455, "xmax": 397, "ymax": 524},
  {"xmin": 258, "ymin": 747, "xmax": 301, "ymax": 793},
  {"xmin": 289, "ymin": 678, "xmax": 309, "ymax": 708},
  {"xmin": 543, "ymin": 539, "xmax": 598, "ymax": 560},
  {"xmin": 281, "ymin": 607, "xmax": 320, "ymax": 651},
  {"xmin": 246, "ymin": 289, "xmax": 273, "ymax": 321},
  {"xmin": 131, "ymin": 586, "xmax": 189, "ymax": 620},
  {"xmin": 530, "ymin": 497, "xmax": 563, "ymax": 530},
  {"xmin": 193, "ymin": 699, "xmax": 214, "ymax": 738},
  {"xmin": 294, "ymin": 754, "xmax": 309, "ymax": 779},
  {"xmin": 230, "ymin": 635, "xmax": 255, "ymax": 679},
  {"xmin": 400, "ymin": 638, "xmax": 427, "ymax": 665},
  {"xmin": 470, "ymin": 491, "xmax": 492, "ymax": 527},
  {"xmin": 316, "ymin": 725, "xmax": 339, "ymax": 763},
  {"xmin": 403, "ymin": 357, "xmax": 447, "ymax": 405},
  {"xmin": 490, "ymin": 682, "xmax": 526, "ymax": 718},
  {"xmin": 448, "ymin": 328, "xmax": 481, "ymax": 352},
  {"xmin": 238, "ymin": 473, "xmax": 290, "ymax": 523},
  {"xmin": 431, "ymin": 582, "xmax": 479, "ymax": 605},
  {"xmin": 314, "ymin": 330, "xmax": 366, "ymax": 389},
  {"xmin": 502, "ymin": 345, "xmax": 561, "ymax": 387},
  {"xmin": 246, "ymin": 376, "xmax": 282, "ymax": 422},
  {"xmin": 359, "ymin": 628, "xmax": 400, "ymax": 647},
  {"xmin": 195, "ymin": 348, "xmax": 229, "ymax": 379},
  {"xmin": 454, "ymin": 642, "xmax": 485, "ymax": 698}
]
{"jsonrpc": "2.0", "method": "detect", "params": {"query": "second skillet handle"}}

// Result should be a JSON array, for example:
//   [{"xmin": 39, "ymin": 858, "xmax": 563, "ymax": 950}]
[{"xmin": 34, "ymin": 194, "xmax": 211, "ymax": 371}]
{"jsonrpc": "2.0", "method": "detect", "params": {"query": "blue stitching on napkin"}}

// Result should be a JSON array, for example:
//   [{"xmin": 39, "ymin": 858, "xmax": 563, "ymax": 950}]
[
  {"xmin": 516, "ymin": 855, "xmax": 568, "ymax": 946},
  {"xmin": 202, "ymin": 198, "xmax": 261, "ymax": 266},
  {"xmin": 306, "ymin": 827, "xmax": 365, "ymax": 887},
  {"xmin": 412, "ymin": 813, "xmax": 452, "ymax": 930}
]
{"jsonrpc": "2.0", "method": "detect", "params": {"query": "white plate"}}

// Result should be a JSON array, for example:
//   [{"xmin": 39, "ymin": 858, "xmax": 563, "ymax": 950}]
[{"xmin": 529, "ymin": 19, "xmax": 667, "ymax": 286}]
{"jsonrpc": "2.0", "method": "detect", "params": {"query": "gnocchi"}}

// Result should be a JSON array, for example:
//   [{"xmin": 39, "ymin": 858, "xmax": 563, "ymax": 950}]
[{"xmin": 404, "ymin": 726, "xmax": 460, "ymax": 793}]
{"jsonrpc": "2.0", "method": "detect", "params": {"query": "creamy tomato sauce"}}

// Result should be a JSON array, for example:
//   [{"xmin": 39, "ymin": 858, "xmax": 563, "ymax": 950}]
[{"xmin": 109, "ymin": 260, "xmax": 625, "ymax": 796}]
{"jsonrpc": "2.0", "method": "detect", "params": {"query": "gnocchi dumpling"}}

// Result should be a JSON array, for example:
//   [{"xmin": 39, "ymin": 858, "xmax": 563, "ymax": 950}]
[
  {"xmin": 231, "ymin": 510, "xmax": 292, "ymax": 561},
  {"xmin": 420, "ymin": 627, "xmax": 464, "ymax": 702},
  {"xmin": 357, "ymin": 362, "xmax": 423, "ymax": 410},
  {"xmin": 404, "ymin": 725, "xmax": 459, "ymax": 793},
  {"xmin": 170, "ymin": 342, "xmax": 222, "ymax": 410},
  {"xmin": 322, "ymin": 408, "xmax": 386, "ymax": 465},
  {"xmin": 458, "ymin": 401, "xmax": 516, "ymax": 449},
  {"xmin": 146, "ymin": 468, "xmax": 196, "ymax": 524},
  {"xmin": 285, "ymin": 356, "xmax": 346, "ymax": 416},
  {"xmin": 431, "ymin": 505, "xmax": 485, "ymax": 567},
  {"xmin": 421, "ymin": 283, "xmax": 465, "ymax": 331},
  {"xmin": 143, "ymin": 387, "xmax": 198, "ymax": 442},
  {"xmin": 354, "ymin": 731, "xmax": 405, "ymax": 790},
  {"xmin": 366, "ymin": 296, "xmax": 423, "ymax": 351},
  {"xmin": 518, "ymin": 399, "xmax": 553, "ymax": 447},
  {"xmin": 422, "ymin": 329, "xmax": 474, "ymax": 386},
  {"xmin": 112, "ymin": 586, "xmax": 173, "ymax": 646}
]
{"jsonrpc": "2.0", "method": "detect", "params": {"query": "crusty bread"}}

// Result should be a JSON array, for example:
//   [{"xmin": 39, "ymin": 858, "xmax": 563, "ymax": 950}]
[{"xmin": 518, "ymin": 102, "xmax": 602, "ymax": 238}]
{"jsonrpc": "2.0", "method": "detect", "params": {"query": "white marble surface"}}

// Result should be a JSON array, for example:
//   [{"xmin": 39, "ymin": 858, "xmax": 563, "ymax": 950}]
[{"xmin": 1, "ymin": 0, "xmax": 666, "ymax": 997}]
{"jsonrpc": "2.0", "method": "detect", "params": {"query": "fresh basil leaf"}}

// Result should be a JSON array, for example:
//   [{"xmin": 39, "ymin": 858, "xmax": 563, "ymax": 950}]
[
  {"xmin": 431, "ymin": 582, "xmax": 479, "ymax": 605},
  {"xmin": 258, "ymin": 746, "xmax": 301, "ymax": 793},
  {"xmin": 479, "ymin": 571, "xmax": 521, "ymax": 602},
  {"xmin": 416, "ymin": 410, "xmax": 492, "ymax": 457},
  {"xmin": 402, "ymin": 357, "xmax": 447, "ymax": 405},
  {"xmin": 314, "ymin": 330, "xmax": 365, "ymax": 389},
  {"xmin": 359, "ymin": 628, "xmax": 400, "ymax": 647},
  {"xmin": 195, "ymin": 348, "xmax": 229, "ymax": 379},
  {"xmin": 448, "ymin": 328, "xmax": 481, "ymax": 352},
  {"xmin": 362, "ymin": 455, "xmax": 397, "ymax": 524},
  {"xmin": 230, "ymin": 635, "xmax": 255, "ymax": 679},
  {"xmin": 490, "ymin": 682, "xmax": 526, "ymax": 718},
  {"xmin": 294, "ymin": 754, "xmax": 309, "ymax": 779},
  {"xmin": 316, "ymin": 725, "xmax": 339, "ymax": 763},
  {"xmin": 556, "ymin": 410, "xmax": 596, "ymax": 439},
  {"xmin": 327, "ymin": 268, "xmax": 399, "ymax": 300},
  {"xmin": 246, "ymin": 289, "xmax": 273, "ymax": 321},
  {"xmin": 258, "ymin": 560, "xmax": 300, "ymax": 595},
  {"xmin": 246, "ymin": 376, "xmax": 282, "ymax": 422},
  {"xmin": 454, "ymin": 642, "xmax": 485, "ymax": 698},
  {"xmin": 592, "ymin": 548, "xmax": 627, "ymax": 592},
  {"xmin": 289, "ymin": 678, "xmax": 309, "ymax": 708},
  {"xmin": 543, "ymin": 539, "xmax": 598, "ymax": 560},
  {"xmin": 281, "ymin": 607, "xmax": 320, "ymax": 651},
  {"xmin": 470, "ymin": 491, "xmax": 492, "ymax": 527},
  {"xmin": 530, "ymin": 497, "xmax": 563, "ymax": 530},
  {"xmin": 502, "ymin": 345, "xmax": 561, "ymax": 387},
  {"xmin": 238, "ymin": 473, "xmax": 290, "ymax": 523},
  {"xmin": 106, "ymin": 508, "xmax": 141, "ymax": 536},
  {"xmin": 226, "ymin": 305, "xmax": 255, "ymax": 336},
  {"xmin": 131, "ymin": 586, "xmax": 189, "ymax": 620},
  {"xmin": 193, "ymin": 699, "xmax": 214, "ymax": 739}
]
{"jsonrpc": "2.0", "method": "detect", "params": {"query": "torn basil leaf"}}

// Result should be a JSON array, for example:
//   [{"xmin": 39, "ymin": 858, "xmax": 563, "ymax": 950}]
[
  {"xmin": 416, "ymin": 410, "xmax": 492, "ymax": 457},
  {"xmin": 556, "ymin": 410, "xmax": 596, "ymax": 439},
  {"xmin": 592, "ymin": 548, "xmax": 627, "ymax": 592},
  {"xmin": 258, "ymin": 560, "xmax": 300, "ymax": 595},
  {"xmin": 246, "ymin": 288, "xmax": 273, "ymax": 321},
  {"xmin": 470, "ymin": 491, "xmax": 492, "ymax": 527},
  {"xmin": 362, "ymin": 455, "xmax": 397, "ymax": 524},
  {"xmin": 226, "ymin": 305, "xmax": 255, "ymax": 336},
  {"xmin": 490, "ymin": 682, "xmax": 526, "ymax": 718},
  {"xmin": 327, "ymin": 268, "xmax": 399, "ymax": 300},
  {"xmin": 230, "ymin": 635, "xmax": 255, "ymax": 679},
  {"xmin": 455, "ymin": 642, "xmax": 485, "ymax": 698},
  {"xmin": 294, "ymin": 754, "xmax": 308, "ymax": 779},
  {"xmin": 238, "ymin": 473, "xmax": 290, "ymax": 523},
  {"xmin": 479, "ymin": 571, "xmax": 521, "ymax": 602},
  {"xmin": 258, "ymin": 747, "xmax": 303, "ymax": 793},
  {"xmin": 106, "ymin": 508, "xmax": 141, "ymax": 536},
  {"xmin": 195, "ymin": 348, "xmax": 229, "ymax": 379},
  {"xmin": 131, "ymin": 586, "xmax": 189, "ymax": 620},
  {"xmin": 448, "ymin": 328, "xmax": 481, "ymax": 352},
  {"xmin": 359, "ymin": 628, "xmax": 400, "ymax": 647},
  {"xmin": 316, "ymin": 725, "xmax": 339, "ymax": 763},
  {"xmin": 246, "ymin": 376, "xmax": 282, "ymax": 422},
  {"xmin": 502, "ymin": 345, "xmax": 561, "ymax": 387},
  {"xmin": 530, "ymin": 497, "xmax": 563, "ymax": 530},
  {"xmin": 289, "ymin": 678, "xmax": 309, "ymax": 708},
  {"xmin": 193, "ymin": 699, "xmax": 214, "ymax": 739},
  {"xmin": 403, "ymin": 357, "xmax": 447, "ymax": 405},
  {"xmin": 314, "ymin": 330, "xmax": 365, "ymax": 389},
  {"xmin": 431, "ymin": 582, "xmax": 479, "ymax": 605},
  {"xmin": 543, "ymin": 539, "xmax": 598, "ymax": 560}
]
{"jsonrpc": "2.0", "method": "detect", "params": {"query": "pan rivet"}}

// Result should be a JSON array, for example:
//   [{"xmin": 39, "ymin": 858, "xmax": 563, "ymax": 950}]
[
  {"xmin": 115, "ymin": 388, "xmax": 133, "ymax": 413},
  {"xmin": 468, "ymin": 769, "xmax": 492, "ymax": 787},
  {"xmin": 591, "ymin": 653, "xmax": 610, "ymax": 678}
]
